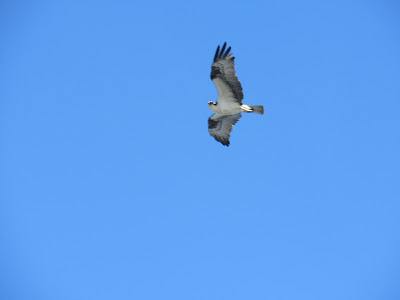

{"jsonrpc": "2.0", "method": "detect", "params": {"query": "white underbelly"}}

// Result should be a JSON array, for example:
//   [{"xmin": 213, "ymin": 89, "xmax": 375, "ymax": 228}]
[{"xmin": 215, "ymin": 98, "xmax": 242, "ymax": 114}]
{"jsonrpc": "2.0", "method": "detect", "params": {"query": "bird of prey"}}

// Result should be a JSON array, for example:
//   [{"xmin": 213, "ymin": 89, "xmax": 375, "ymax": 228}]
[{"xmin": 208, "ymin": 42, "xmax": 264, "ymax": 146}]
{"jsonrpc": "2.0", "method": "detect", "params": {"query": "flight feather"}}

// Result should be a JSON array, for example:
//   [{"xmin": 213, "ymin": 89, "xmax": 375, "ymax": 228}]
[
  {"xmin": 208, "ymin": 113, "xmax": 242, "ymax": 146},
  {"xmin": 210, "ymin": 42, "xmax": 243, "ymax": 104}
]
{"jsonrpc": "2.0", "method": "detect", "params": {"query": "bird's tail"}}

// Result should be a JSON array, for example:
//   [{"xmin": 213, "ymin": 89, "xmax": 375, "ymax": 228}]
[{"xmin": 247, "ymin": 105, "xmax": 264, "ymax": 115}]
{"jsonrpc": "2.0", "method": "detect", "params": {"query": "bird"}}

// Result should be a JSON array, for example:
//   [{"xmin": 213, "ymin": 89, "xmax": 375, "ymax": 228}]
[{"xmin": 208, "ymin": 42, "xmax": 264, "ymax": 146}]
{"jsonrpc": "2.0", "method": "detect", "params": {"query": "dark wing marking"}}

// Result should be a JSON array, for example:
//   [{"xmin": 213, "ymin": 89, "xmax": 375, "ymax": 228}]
[
  {"xmin": 208, "ymin": 113, "xmax": 242, "ymax": 146},
  {"xmin": 210, "ymin": 42, "xmax": 244, "ymax": 104}
]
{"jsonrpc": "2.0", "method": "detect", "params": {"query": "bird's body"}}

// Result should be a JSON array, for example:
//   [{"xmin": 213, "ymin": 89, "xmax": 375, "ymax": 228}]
[
  {"xmin": 208, "ymin": 98, "xmax": 243, "ymax": 115},
  {"xmin": 208, "ymin": 42, "xmax": 264, "ymax": 146}
]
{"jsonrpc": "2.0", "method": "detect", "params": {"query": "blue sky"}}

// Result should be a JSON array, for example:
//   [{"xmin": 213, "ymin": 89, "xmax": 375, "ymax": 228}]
[{"xmin": 1, "ymin": 1, "xmax": 400, "ymax": 299}]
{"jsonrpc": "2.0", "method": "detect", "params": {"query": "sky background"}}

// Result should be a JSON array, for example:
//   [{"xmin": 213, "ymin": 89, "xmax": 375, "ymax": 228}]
[{"xmin": 1, "ymin": 1, "xmax": 400, "ymax": 299}]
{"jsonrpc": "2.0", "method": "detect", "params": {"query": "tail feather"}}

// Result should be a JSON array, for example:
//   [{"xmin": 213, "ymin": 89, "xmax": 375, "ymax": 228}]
[{"xmin": 248, "ymin": 105, "xmax": 264, "ymax": 115}]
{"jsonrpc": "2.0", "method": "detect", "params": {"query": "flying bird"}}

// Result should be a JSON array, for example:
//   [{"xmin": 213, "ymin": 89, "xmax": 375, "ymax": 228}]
[{"xmin": 208, "ymin": 42, "xmax": 264, "ymax": 146}]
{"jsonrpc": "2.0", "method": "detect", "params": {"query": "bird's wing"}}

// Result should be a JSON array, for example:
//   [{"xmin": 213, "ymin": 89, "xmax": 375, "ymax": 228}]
[
  {"xmin": 208, "ymin": 113, "xmax": 242, "ymax": 146},
  {"xmin": 210, "ymin": 42, "xmax": 244, "ymax": 105}
]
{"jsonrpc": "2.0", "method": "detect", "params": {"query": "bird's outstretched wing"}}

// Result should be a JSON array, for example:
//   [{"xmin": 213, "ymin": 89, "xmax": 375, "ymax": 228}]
[
  {"xmin": 208, "ymin": 113, "xmax": 242, "ymax": 146},
  {"xmin": 210, "ymin": 42, "xmax": 244, "ymax": 105}
]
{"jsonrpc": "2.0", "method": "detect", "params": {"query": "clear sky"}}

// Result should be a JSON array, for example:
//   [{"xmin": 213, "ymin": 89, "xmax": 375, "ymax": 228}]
[{"xmin": 1, "ymin": 1, "xmax": 400, "ymax": 299}]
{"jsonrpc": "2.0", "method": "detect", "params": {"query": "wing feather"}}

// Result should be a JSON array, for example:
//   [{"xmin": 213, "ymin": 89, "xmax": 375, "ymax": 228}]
[
  {"xmin": 208, "ymin": 113, "xmax": 242, "ymax": 146},
  {"xmin": 210, "ymin": 42, "xmax": 243, "ymax": 104}
]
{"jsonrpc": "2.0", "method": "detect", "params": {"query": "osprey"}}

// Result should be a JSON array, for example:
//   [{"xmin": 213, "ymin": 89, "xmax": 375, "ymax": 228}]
[{"xmin": 208, "ymin": 42, "xmax": 264, "ymax": 146}]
